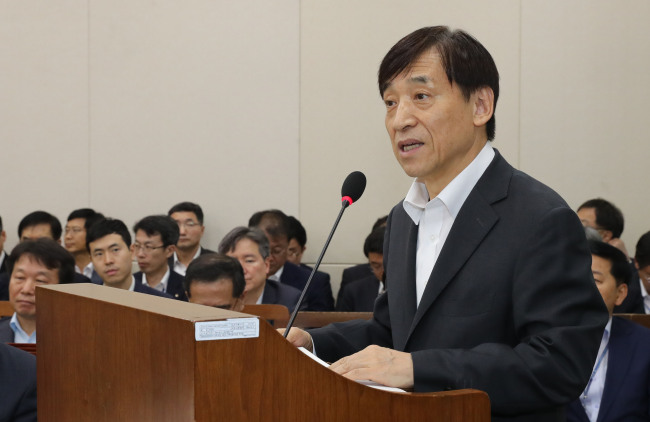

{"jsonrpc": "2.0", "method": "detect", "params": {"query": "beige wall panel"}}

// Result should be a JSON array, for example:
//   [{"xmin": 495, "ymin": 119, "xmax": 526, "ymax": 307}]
[
  {"xmin": 299, "ymin": 0, "xmax": 521, "ymax": 266},
  {"xmin": 89, "ymin": 0, "xmax": 300, "ymax": 249},
  {"xmin": 0, "ymin": 2, "xmax": 89, "ymax": 249},
  {"xmin": 520, "ymin": 0, "xmax": 650, "ymax": 250}
]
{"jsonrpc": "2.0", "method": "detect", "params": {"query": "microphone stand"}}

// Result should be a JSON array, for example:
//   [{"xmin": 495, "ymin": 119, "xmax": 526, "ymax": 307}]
[{"xmin": 283, "ymin": 200, "xmax": 351, "ymax": 337}]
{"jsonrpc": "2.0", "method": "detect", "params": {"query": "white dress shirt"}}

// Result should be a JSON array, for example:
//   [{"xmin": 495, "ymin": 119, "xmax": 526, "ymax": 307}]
[
  {"xmin": 580, "ymin": 317, "xmax": 612, "ymax": 422},
  {"xmin": 403, "ymin": 143, "xmax": 495, "ymax": 306},
  {"xmin": 172, "ymin": 247, "xmax": 202, "ymax": 276},
  {"xmin": 142, "ymin": 268, "xmax": 171, "ymax": 293}
]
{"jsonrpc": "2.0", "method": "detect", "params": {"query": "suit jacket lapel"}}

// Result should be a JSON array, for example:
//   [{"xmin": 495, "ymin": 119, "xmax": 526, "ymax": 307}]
[
  {"xmin": 406, "ymin": 151, "xmax": 510, "ymax": 343},
  {"xmin": 597, "ymin": 318, "xmax": 634, "ymax": 422},
  {"xmin": 389, "ymin": 210, "xmax": 419, "ymax": 351}
]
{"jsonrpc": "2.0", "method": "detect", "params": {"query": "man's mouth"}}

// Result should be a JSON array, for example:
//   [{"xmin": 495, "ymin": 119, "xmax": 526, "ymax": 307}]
[{"xmin": 399, "ymin": 140, "xmax": 424, "ymax": 152}]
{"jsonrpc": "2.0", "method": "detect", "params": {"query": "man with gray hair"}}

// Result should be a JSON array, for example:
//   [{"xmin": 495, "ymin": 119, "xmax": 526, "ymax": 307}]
[{"xmin": 218, "ymin": 226, "xmax": 301, "ymax": 313}]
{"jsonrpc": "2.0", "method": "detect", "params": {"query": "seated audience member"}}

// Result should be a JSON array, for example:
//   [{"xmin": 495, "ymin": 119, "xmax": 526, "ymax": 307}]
[
  {"xmin": 634, "ymin": 231, "xmax": 650, "ymax": 314},
  {"xmin": 286, "ymin": 215, "xmax": 332, "ymax": 285},
  {"xmin": 133, "ymin": 215, "xmax": 186, "ymax": 301},
  {"xmin": 184, "ymin": 253, "xmax": 246, "ymax": 311},
  {"xmin": 0, "ymin": 238, "xmax": 75, "ymax": 343},
  {"xmin": 249, "ymin": 210, "xmax": 334, "ymax": 311},
  {"xmin": 64, "ymin": 208, "xmax": 104, "ymax": 284},
  {"xmin": 167, "ymin": 202, "xmax": 216, "ymax": 276},
  {"xmin": 86, "ymin": 218, "xmax": 171, "ymax": 298},
  {"xmin": 0, "ymin": 343, "xmax": 37, "ymax": 421},
  {"xmin": 338, "ymin": 215, "xmax": 387, "ymax": 304},
  {"xmin": 337, "ymin": 227, "xmax": 385, "ymax": 312},
  {"xmin": 218, "ymin": 226, "xmax": 302, "ymax": 313},
  {"xmin": 577, "ymin": 198, "xmax": 643, "ymax": 313},
  {"xmin": 1, "ymin": 211, "xmax": 90, "ymax": 300},
  {"xmin": 0, "ymin": 215, "xmax": 7, "ymax": 274},
  {"xmin": 567, "ymin": 240, "xmax": 650, "ymax": 421}
]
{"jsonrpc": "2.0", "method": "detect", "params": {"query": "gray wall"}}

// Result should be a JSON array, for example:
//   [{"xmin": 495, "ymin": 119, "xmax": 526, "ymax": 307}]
[{"xmin": 1, "ymin": 0, "xmax": 648, "ymax": 296}]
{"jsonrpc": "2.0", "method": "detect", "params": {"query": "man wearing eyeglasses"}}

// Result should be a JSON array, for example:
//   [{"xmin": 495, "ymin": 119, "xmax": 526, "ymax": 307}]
[
  {"xmin": 184, "ymin": 253, "xmax": 246, "ymax": 312},
  {"xmin": 64, "ymin": 208, "xmax": 105, "ymax": 284},
  {"xmin": 167, "ymin": 202, "xmax": 216, "ymax": 277},
  {"xmin": 87, "ymin": 218, "xmax": 171, "ymax": 298},
  {"xmin": 133, "ymin": 215, "xmax": 187, "ymax": 301}
]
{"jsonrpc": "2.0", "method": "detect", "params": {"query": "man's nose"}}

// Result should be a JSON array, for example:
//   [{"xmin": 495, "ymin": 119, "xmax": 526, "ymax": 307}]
[
  {"xmin": 21, "ymin": 279, "xmax": 36, "ymax": 295},
  {"xmin": 392, "ymin": 100, "xmax": 417, "ymax": 131}
]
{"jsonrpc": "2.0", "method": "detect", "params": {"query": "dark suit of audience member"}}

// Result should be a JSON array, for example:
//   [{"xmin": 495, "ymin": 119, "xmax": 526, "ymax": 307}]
[
  {"xmin": 336, "ymin": 275, "xmax": 381, "ymax": 312},
  {"xmin": 0, "ymin": 257, "xmax": 7, "ymax": 275},
  {"xmin": 567, "ymin": 316, "xmax": 650, "ymax": 421},
  {"xmin": 0, "ymin": 343, "xmax": 37, "ymax": 422},
  {"xmin": 0, "ymin": 317, "xmax": 13, "ymax": 343},
  {"xmin": 262, "ymin": 279, "xmax": 302, "ymax": 313},
  {"xmin": 337, "ymin": 263, "xmax": 373, "ymax": 304},
  {"xmin": 280, "ymin": 261, "xmax": 334, "ymax": 311},
  {"xmin": 133, "ymin": 282, "xmax": 173, "ymax": 299},
  {"xmin": 134, "ymin": 271, "xmax": 187, "ymax": 301},
  {"xmin": 167, "ymin": 247, "xmax": 216, "ymax": 275}
]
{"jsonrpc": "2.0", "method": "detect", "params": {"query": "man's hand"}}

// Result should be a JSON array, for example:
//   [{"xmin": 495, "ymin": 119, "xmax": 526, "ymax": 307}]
[
  {"xmin": 278, "ymin": 327, "xmax": 313, "ymax": 352},
  {"xmin": 329, "ymin": 345, "xmax": 414, "ymax": 389}
]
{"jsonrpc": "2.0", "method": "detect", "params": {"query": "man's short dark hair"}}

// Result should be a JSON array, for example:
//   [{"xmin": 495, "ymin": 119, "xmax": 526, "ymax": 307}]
[
  {"xmin": 133, "ymin": 215, "xmax": 180, "ymax": 247},
  {"xmin": 287, "ymin": 216, "xmax": 307, "ymax": 248},
  {"xmin": 218, "ymin": 226, "xmax": 270, "ymax": 260},
  {"xmin": 184, "ymin": 254, "xmax": 245, "ymax": 299},
  {"xmin": 248, "ymin": 209, "xmax": 290, "ymax": 240},
  {"xmin": 372, "ymin": 215, "xmax": 388, "ymax": 231},
  {"xmin": 168, "ymin": 202, "xmax": 204, "ymax": 225},
  {"xmin": 8, "ymin": 238, "xmax": 76, "ymax": 284},
  {"xmin": 363, "ymin": 227, "xmax": 385, "ymax": 257},
  {"xmin": 18, "ymin": 211, "xmax": 62, "ymax": 240},
  {"xmin": 578, "ymin": 198, "xmax": 625, "ymax": 239},
  {"xmin": 378, "ymin": 26, "xmax": 499, "ymax": 141},
  {"xmin": 86, "ymin": 218, "xmax": 131, "ymax": 252},
  {"xmin": 67, "ymin": 208, "xmax": 105, "ymax": 231},
  {"xmin": 0, "ymin": 215, "xmax": 3, "ymax": 231},
  {"xmin": 589, "ymin": 240, "xmax": 631, "ymax": 286},
  {"xmin": 635, "ymin": 232, "xmax": 650, "ymax": 269}
]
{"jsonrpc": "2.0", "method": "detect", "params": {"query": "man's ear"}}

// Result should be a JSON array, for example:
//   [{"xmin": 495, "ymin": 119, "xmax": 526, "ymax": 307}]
[
  {"xmin": 165, "ymin": 245, "xmax": 175, "ymax": 259},
  {"xmin": 473, "ymin": 86, "xmax": 494, "ymax": 128},
  {"xmin": 615, "ymin": 283, "xmax": 628, "ymax": 306}
]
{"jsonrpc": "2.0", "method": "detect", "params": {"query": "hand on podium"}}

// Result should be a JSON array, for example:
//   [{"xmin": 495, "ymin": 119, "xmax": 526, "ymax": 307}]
[
  {"xmin": 279, "ymin": 327, "xmax": 313, "ymax": 352},
  {"xmin": 329, "ymin": 345, "xmax": 414, "ymax": 389}
]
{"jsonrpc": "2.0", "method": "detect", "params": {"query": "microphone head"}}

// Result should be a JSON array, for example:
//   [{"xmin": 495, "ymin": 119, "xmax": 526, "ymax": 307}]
[{"xmin": 341, "ymin": 171, "xmax": 366, "ymax": 206}]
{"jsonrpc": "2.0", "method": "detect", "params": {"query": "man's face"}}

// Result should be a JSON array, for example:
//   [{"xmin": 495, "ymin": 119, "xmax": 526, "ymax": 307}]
[
  {"xmin": 287, "ymin": 238, "xmax": 304, "ymax": 266},
  {"xmin": 170, "ymin": 211, "xmax": 204, "ymax": 251},
  {"xmin": 9, "ymin": 254, "xmax": 60, "ymax": 320},
  {"xmin": 592, "ymin": 254, "xmax": 627, "ymax": 315},
  {"xmin": 382, "ymin": 50, "xmax": 488, "ymax": 194},
  {"xmin": 577, "ymin": 207, "xmax": 612, "ymax": 241},
  {"xmin": 89, "ymin": 234, "xmax": 134, "ymax": 288},
  {"xmin": 64, "ymin": 218, "xmax": 87, "ymax": 254},
  {"xmin": 266, "ymin": 234, "xmax": 288, "ymax": 275},
  {"xmin": 226, "ymin": 238, "xmax": 269, "ymax": 295},
  {"xmin": 188, "ymin": 278, "xmax": 244, "ymax": 312},
  {"xmin": 20, "ymin": 224, "xmax": 55, "ymax": 242},
  {"xmin": 368, "ymin": 252, "xmax": 384, "ymax": 281},
  {"xmin": 133, "ymin": 230, "xmax": 173, "ymax": 275}
]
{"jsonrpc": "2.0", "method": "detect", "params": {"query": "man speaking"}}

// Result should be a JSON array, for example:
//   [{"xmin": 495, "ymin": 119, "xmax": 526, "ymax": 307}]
[{"xmin": 285, "ymin": 26, "xmax": 608, "ymax": 421}]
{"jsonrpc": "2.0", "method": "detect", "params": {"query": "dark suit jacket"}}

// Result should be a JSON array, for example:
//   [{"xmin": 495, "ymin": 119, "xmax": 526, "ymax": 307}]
[
  {"xmin": 309, "ymin": 151, "xmax": 608, "ymax": 421},
  {"xmin": 0, "ymin": 317, "xmax": 13, "ymax": 343},
  {"xmin": 567, "ymin": 317, "xmax": 650, "ymax": 422},
  {"xmin": 337, "ymin": 263, "xmax": 373, "ymax": 305},
  {"xmin": 0, "ymin": 343, "xmax": 37, "ymax": 422},
  {"xmin": 134, "ymin": 270, "xmax": 187, "ymax": 301},
  {"xmin": 280, "ymin": 261, "xmax": 334, "ymax": 311},
  {"xmin": 133, "ymin": 282, "xmax": 173, "ymax": 299},
  {"xmin": 167, "ymin": 246, "xmax": 216, "ymax": 275},
  {"xmin": 0, "ymin": 272, "xmax": 90, "ymax": 301},
  {"xmin": 336, "ymin": 275, "xmax": 381, "ymax": 312},
  {"xmin": 261, "ymin": 279, "xmax": 302, "ymax": 313},
  {"xmin": 0, "ymin": 252, "xmax": 7, "ymax": 275}
]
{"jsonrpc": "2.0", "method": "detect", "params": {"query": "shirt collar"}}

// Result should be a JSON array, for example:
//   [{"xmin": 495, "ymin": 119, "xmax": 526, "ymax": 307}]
[
  {"xmin": 127, "ymin": 276, "xmax": 136, "ymax": 292},
  {"xmin": 403, "ymin": 143, "xmax": 495, "ymax": 224},
  {"xmin": 10, "ymin": 312, "xmax": 37, "ymax": 343},
  {"xmin": 142, "ymin": 268, "xmax": 171, "ymax": 291}
]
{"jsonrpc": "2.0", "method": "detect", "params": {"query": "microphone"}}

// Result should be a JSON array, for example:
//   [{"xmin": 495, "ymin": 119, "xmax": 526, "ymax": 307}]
[{"xmin": 283, "ymin": 171, "xmax": 367, "ymax": 337}]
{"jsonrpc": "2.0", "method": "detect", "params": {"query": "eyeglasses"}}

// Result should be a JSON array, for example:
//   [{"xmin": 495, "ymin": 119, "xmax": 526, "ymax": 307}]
[
  {"xmin": 133, "ymin": 244, "xmax": 166, "ymax": 253},
  {"xmin": 175, "ymin": 220, "xmax": 200, "ymax": 229}
]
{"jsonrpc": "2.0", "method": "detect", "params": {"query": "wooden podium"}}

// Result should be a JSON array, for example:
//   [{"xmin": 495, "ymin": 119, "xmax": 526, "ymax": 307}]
[{"xmin": 37, "ymin": 284, "xmax": 490, "ymax": 421}]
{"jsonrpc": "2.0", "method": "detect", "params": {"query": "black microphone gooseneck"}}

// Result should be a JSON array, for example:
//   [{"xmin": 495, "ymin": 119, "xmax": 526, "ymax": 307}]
[{"xmin": 283, "ymin": 171, "xmax": 366, "ymax": 337}]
